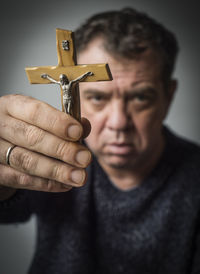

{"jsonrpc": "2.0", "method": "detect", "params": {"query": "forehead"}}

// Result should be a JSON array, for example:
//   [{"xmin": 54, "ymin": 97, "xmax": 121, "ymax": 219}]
[{"xmin": 78, "ymin": 37, "xmax": 163, "ymax": 91}]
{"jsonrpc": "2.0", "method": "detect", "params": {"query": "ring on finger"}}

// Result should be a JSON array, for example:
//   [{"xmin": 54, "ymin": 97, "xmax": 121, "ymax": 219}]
[{"xmin": 6, "ymin": 145, "xmax": 17, "ymax": 166}]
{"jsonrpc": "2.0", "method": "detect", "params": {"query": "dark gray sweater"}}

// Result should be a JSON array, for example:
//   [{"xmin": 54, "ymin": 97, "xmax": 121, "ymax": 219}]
[{"xmin": 1, "ymin": 128, "xmax": 200, "ymax": 274}]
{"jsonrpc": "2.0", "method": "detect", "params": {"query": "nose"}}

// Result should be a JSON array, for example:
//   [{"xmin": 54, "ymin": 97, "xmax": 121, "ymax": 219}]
[{"xmin": 106, "ymin": 99, "xmax": 131, "ymax": 131}]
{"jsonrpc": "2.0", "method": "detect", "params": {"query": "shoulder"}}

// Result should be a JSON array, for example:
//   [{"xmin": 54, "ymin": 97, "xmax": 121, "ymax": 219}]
[
  {"xmin": 165, "ymin": 127, "xmax": 200, "ymax": 167},
  {"xmin": 164, "ymin": 127, "xmax": 200, "ymax": 198}
]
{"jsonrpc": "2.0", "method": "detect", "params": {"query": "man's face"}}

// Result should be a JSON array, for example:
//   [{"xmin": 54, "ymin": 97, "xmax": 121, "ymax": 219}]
[{"xmin": 78, "ymin": 38, "xmax": 175, "ymax": 173}]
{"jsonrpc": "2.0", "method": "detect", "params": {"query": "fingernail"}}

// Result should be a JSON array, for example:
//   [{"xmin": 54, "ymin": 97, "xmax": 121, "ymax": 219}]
[
  {"xmin": 76, "ymin": 150, "xmax": 91, "ymax": 166},
  {"xmin": 67, "ymin": 124, "xmax": 81, "ymax": 139},
  {"xmin": 71, "ymin": 169, "xmax": 85, "ymax": 185}
]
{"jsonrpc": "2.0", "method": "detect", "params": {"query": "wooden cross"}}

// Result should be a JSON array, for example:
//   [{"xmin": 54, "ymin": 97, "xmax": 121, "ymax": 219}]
[{"xmin": 25, "ymin": 28, "xmax": 112, "ymax": 121}]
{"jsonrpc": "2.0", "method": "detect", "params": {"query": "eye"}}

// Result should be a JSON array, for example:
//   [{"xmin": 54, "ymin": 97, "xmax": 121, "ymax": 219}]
[
  {"xmin": 135, "ymin": 94, "xmax": 148, "ymax": 102},
  {"xmin": 92, "ymin": 94, "xmax": 104, "ymax": 102},
  {"xmin": 126, "ymin": 91, "xmax": 156, "ymax": 111},
  {"xmin": 83, "ymin": 93, "xmax": 109, "ymax": 111},
  {"xmin": 127, "ymin": 93, "xmax": 151, "ymax": 103},
  {"xmin": 87, "ymin": 94, "xmax": 107, "ymax": 105}
]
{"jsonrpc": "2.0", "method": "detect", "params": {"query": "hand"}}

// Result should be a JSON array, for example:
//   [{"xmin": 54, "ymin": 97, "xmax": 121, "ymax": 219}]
[{"xmin": 0, "ymin": 94, "xmax": 92, "ymax": 194}]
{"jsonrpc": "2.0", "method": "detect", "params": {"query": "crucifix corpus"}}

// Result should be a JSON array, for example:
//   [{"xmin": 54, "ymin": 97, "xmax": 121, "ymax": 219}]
[{"xmin": 25, "ymin": 28, "xmax": 112, "ymax": 121}]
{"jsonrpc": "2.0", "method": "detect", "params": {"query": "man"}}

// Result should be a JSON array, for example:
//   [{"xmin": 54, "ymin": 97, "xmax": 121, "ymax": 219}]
[{"xmin": 0, "ymin": 7, "xmax": 200, "ymax": 274}]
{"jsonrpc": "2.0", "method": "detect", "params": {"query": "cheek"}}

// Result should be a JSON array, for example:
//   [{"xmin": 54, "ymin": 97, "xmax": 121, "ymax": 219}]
[
  {"xmin": 80, "ymin": 95, "xmax": 108, "ymax": 135},
  {"xmin": 132, "ymin": 106, "xmax": 165, "ymax": 144},
  {"xmin": 81, "ymin": 104, "xmax": 102, "ymax": 130}
]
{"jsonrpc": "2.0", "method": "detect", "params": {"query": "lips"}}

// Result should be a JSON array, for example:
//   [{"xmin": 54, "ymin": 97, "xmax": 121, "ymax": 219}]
[{"xmin": 105, "ymin": 143, "xmax": 134, "ymax": 155}]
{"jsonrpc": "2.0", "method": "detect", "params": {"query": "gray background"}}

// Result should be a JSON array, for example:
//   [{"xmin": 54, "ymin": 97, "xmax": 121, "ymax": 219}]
[{"xmin": 0, "ymin": 0, "xmax": 200, "ymax": 273}]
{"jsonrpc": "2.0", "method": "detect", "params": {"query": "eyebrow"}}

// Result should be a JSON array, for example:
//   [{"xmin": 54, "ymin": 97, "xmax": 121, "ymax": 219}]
[
  {"xmin": 130, "ymin": 86, "xmax": 157, "ymax": 94},
  {"xmin": 82, "ymin": 89, "xmax": 110, "ymax": 96},
  {"xmin": 81, "ymin": 86, "xmax": 157, "ymax": 97}
]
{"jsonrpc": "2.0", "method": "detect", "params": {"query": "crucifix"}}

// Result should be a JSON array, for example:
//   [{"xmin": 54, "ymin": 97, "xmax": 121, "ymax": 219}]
[{"xmin": 25, "ymin": 28, "xmax": 112, "ymax": 121}]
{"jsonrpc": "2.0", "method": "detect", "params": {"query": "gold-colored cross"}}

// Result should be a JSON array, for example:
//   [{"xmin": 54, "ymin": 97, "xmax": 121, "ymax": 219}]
[{"xmin": 25, "ymin": 28, "xmax": 112, "ymax": 121}]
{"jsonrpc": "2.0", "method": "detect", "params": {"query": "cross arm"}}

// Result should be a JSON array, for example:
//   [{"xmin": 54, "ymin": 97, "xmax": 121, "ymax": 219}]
[{"xmin": 25, "ymin": 64, "xmax": 112, "ymax": 84}]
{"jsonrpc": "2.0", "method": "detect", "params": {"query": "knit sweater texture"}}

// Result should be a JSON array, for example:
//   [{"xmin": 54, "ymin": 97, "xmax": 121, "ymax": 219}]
[{"xmin": 1, "ymin": 128, "xmax": 200, "ymax": 274}]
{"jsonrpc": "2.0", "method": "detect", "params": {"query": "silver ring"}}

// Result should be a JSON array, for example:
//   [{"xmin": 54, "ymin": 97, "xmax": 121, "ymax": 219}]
[{"xmin": 6, "ymin": 145, "xmax": 17, "ymax": 165}]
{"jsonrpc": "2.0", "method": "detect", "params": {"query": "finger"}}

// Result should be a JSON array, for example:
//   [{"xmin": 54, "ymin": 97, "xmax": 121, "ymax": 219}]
[
  {"xmin": 0, "ymin": 138, "xmax": 87, "ymax": 187},
  {"xmin": 0, "ymin": 115, "xmax": 92, "ymax": 168},
  {"xmin": 7, "ymin": 145, "xmax": 87, "ymax": 187},
  {"xmin": 0, "ymin": 164, "xmax": 72, "ymax": 192},
  {"xmin": 1, "ymin": 94, "xmax": 83, "ymax": 141},
  {"xmin": 0, "ymin": 138, "xmax": 16, "ymax": 164},
  {"xmin": 81, "ymin": 117, "xmax": 91, "ymax": 139}
]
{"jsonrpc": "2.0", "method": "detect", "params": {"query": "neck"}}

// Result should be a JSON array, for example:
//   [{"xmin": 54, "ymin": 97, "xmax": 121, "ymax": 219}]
[{"xmin": 98, "ymin": 135, "xmax": 166, "ymax": 191}]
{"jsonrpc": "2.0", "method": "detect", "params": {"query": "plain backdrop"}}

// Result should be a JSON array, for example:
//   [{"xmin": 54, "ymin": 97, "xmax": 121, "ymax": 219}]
[{"xmin": 0, "ymin": 0, "xmax": 200, "ymax": 273}]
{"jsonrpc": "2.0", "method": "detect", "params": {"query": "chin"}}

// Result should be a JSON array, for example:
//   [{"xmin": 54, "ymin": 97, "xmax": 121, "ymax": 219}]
[
  {"xmin": 108, "ymin": 162, "xmax": 129, "ymax": 169},
  {"xmin": 102, "ymin": 154, "xmax": 135, "ymax": 169}
]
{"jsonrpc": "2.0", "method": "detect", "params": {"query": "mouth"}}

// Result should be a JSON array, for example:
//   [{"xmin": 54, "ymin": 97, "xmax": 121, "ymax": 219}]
[{"xmin": 105, "ymin": 143, "xmax": 134, "ymax": 155}]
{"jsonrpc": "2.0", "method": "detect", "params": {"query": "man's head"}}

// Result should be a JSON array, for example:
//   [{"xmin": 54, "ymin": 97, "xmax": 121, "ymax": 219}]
[
  {"xmin": 75, "ymin": 8, "xmax": 179, "ymax": 179},
  {"xmin": 75, "ymin": 7, "xmax": 179, "ymax": 87}
]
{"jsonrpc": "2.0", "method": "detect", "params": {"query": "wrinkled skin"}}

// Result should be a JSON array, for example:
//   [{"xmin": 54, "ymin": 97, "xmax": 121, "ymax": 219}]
[
  {"xmin": 78, "ymin": 37, "xmax": 176, "ymax": 190},
  {"xmin": 0, "ymin": 94, "xmax": 92, "ymax": 199}
]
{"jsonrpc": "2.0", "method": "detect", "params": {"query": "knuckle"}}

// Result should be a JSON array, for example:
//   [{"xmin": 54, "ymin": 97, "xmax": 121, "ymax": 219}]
[
  {"xmin": 50, "ymin": 164, "xmax": 62, "ymax": 181},
  {"xmin": 7, "ymin": 94, "xmax": 28, "ymax": 110},
  {"xmin": 28, "ymin": 100, "xmax": 43, "ymax": 125},
  {"xmin": 19, "ymin": 152, "xmax": 37, "ymax": 172},
  {"xmin": 27, "ymin": 100, "xmax": 60, "ymax": 132},
  {"xmin": 2, "ymin": 94, "xmax": 18, "ymax": 102},
  {"xmin": 46, "ymin": 114, "xmax": 60, "ymax": 132},
  {"xmin": 46, "ymin": 179, "xmax": 57, "ymax": 192},
  {"xmin": 0, "ymin": 95, "xmax": 13, "ymax": 113},
  {"xmin": 17, "ymin": 173, "xmax": 32, "ymax": 188},
  {"xmin": 25, "ymin": 125, "xmax": 45, "ymax": 147},
  {"xmin": 55, "ymin": 141, "xmax": 74, "ymax": 160},
  {"xmin": 0, "ymin": 115, "xmax": 7, "ymax": 132},
  {"xmin": 0, "ymin": 94, "xmax": 27, "ymax": 114}
]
